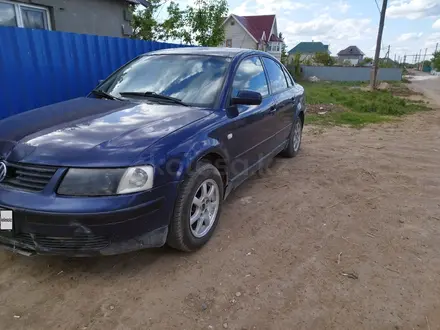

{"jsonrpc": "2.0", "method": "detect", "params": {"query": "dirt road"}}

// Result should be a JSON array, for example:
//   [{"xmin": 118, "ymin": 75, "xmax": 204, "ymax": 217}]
[{"xmin": 1, "ymin": 77, "xmax": 440, "ymax": 330}]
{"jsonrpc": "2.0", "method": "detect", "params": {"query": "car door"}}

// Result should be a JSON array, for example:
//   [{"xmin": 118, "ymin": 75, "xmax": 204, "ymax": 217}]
[
  {"xmin": 222, "ymin": 56, "xmax": 278, "ymax": 184},
  {"xmin": 261, "ymin": 57, "xmax": 296, "ymax": 146}
]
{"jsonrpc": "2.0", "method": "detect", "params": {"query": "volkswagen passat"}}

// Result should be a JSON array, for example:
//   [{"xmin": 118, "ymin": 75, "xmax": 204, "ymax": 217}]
[{"xmin": 0, "ymin": 47, "xmax": 305, "ymax": 256}]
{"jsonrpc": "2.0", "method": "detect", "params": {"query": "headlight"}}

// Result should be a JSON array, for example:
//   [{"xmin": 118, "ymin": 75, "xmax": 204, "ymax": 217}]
[{"xmin": 57, "ymin": 166, "xmax": 154, "ymax": 196}]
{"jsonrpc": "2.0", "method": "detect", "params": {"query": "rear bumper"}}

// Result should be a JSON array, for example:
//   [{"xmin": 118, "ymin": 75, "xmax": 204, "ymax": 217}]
[{"xmin": 0, "ymin": 182, "xmax": 179, "ymax": 256}]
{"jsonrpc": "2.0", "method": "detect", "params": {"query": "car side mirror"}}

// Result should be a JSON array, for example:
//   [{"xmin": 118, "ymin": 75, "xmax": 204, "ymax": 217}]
[{"xmin": 231, "ymin": 90, "xmax": 262, "ymax": 106}]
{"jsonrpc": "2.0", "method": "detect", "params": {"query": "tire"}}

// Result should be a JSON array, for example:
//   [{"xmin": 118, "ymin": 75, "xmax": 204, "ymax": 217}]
[
  {"xmin": 281, "ymin": 116, "xmax": 303, "ymax": 158},
  {"xmin": 167, "ymin": 162, "xmax": 224, "ymax": 252}
]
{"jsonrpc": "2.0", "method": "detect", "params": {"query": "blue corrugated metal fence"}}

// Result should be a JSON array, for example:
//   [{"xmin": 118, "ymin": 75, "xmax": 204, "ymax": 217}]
[{"xmin": 0, "ymin": 26, "xmax": 189, "ymax": 119}]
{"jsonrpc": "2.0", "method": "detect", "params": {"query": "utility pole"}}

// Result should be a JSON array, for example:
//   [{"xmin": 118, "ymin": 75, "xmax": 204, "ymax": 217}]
[
  {"xmin": 418, "ymin": 49, "xmax": 422, "ymax": 70},
  {"xmin": 403, "ymin": 54, "xmax": 407, "ymax": 68},
  {"xmin": 386, "ymin": 45, "xmax": 390, "ymax": 59},
  {"xmin": 422, "ymin": 48, "xmax": 428, "ymax": 71},
  {"xmin": 370, "ymin": 0, "xmax": 388, "ymax": 88},
  {"xmin": 394, "ymin": 54, "xmax": 397, "ymax": 62},
  {"xmin": 435, "ymin": 42, "xmax": 438, "ymax": 54}
]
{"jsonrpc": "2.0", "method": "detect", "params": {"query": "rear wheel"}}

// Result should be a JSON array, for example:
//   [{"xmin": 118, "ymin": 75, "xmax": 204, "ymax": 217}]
[
  {"xmin": 281, "ymin": 116, "xmax": 303, "ymax": 158},
  {"xmin": 167, "ymin": 162, "xmax": 223, "ymax": 252}
]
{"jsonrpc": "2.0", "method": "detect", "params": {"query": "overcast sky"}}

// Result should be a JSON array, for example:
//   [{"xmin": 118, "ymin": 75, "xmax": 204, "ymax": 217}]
[{"xmin": 170, "ymin": 0, "xmax": 440, "ymax": 62}]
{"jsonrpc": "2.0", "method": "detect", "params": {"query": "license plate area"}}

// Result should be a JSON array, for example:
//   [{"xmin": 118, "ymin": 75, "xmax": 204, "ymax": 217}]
[{"xmin": 0, "ymin": 210, "xmax": 13, "ymax": 231}]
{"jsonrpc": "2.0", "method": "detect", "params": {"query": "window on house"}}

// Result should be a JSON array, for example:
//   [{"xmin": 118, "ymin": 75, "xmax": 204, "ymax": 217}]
[
  {"xmin": 268, "ymin": 42, "xmax": 280, "ymax": 52},
  {"xmin": 0, "ymin": 1, "xmax": 50, "ymax": 30},
  {"xmin": 226, "ymin": 39, "xmax": 232, "ymax": 48}
]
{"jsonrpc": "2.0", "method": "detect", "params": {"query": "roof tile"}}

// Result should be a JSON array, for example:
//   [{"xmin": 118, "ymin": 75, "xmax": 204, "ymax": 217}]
[{"xmin": 233, "ymin": 15, "xmax": 276, "ymax": 42}]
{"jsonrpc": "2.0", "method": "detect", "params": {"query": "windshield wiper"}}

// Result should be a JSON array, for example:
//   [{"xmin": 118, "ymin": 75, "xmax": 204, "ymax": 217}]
[
  {"xmin": 91, "ymin": 89, "xmax": 124, "ymax": 101},
  {"xmin": 119, "ymin": 91, "xmax": 189, "ymax": 106}
]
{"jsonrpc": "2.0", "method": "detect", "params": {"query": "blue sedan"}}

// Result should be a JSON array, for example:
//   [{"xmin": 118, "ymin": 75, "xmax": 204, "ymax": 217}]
[{"xmin": 0, "ymin": 47, "xmax": 305, "ymax": 256}]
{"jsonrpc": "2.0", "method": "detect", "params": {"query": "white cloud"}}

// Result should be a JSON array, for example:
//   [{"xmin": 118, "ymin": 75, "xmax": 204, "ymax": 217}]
[
  {"xmin": 231, "ymin": 0, "xmax": 312, "ymax": 16},
  {"xmin": 337, "ymin": 0, "xmax": 351, "ymax": 13},
  {"xmin": 425, "ymin": 32, "xmax": 440, "ymax": 48},
  {"xmin": 387, "ymin": 0, "xmax": 440, "ymax": 19},
  {"xmin": 433, "ymin": 18, "xmax": 440, "ymax": 28},
  {"xmin": 282, "ymin": 14, "xmax": 373, "ymax": 54},
  {"xmin": 397, "ymin": 32, "xmax": 424, "ymax": 41}
]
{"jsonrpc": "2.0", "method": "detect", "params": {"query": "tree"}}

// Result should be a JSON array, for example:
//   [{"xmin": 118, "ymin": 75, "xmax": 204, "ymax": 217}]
[
  {"xmin": 278, "ymin": 32, "xmax": 288, "ymax": 65},
  {"xmin": 160, "ymin": 2, "xmax": 191, "ymax": 43},
  {"xmin": 360, "ymin": 57, "xmax": 373, "ymax": 66},
  {"xmin": 431, "ymin": 51, "xmax": 440, "ymax": 70},
  {"xmin": 185, "ymin": 0, "xmax": 228, "ymax": 46},
  {"xmin": 131, "ymin": 0, "xmax": 228, "ymax": 46},
  {"xmin": 312, "ymin": 52, "xmax": 335, "ymax": 66},
  {"xmin": 131, "ymin": 0, "xmax": 162, "ymax": 40}
]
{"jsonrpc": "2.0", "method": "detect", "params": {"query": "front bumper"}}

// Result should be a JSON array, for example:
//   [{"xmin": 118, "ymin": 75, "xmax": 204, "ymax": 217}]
[{"xmin": 0, "ymin": 182, "xmax": 179, "ymax": 256}]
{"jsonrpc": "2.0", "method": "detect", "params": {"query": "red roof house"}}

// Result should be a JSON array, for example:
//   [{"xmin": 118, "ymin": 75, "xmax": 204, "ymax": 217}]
[{"xmin": 221, "ymin": 14, "xmax": 283, "ymax": 59}]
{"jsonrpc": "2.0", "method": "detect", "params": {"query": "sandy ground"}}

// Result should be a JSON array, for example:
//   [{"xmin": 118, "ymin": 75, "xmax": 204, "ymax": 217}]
[{"xmin": 1, "ymin": 75, "xmax": 440, "ymax": 330}]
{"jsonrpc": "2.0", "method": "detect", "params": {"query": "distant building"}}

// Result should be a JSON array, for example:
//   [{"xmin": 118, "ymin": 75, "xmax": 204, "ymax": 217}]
[
  {"xmin": 287, "ymin": 41, "xmax": 330, "ymax": 63},
  {"xmin": 221, "ymin": 14, "xmax": 282, "ymax": 60},
  {"xmin": 337, "ymin": 46, "xmax": 365, "ymax": 65}
]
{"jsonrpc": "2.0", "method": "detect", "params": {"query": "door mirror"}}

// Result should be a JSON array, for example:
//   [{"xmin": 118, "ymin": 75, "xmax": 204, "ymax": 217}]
[{"xmin": 231, "ymin": 90, "xmax": 262, "ymax": 106}]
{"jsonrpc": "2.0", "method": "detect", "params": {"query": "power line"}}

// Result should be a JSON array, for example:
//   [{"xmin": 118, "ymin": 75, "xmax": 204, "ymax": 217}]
[{"xmin": 374, "ymin": 0, "xmax": 381, "ymax": 13}]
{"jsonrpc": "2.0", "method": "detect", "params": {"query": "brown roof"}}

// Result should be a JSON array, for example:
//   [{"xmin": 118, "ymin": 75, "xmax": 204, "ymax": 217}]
[
  {"xmin": 269, "ymin": 34, "xmax": 282, "ymax": 42},
  {"xmin": 233, "ymin": 15, "xmax": 276, "ymax": 42}
]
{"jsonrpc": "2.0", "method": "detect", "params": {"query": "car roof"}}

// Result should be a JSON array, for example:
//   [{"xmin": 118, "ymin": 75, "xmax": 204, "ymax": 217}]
[{"xmin": 146, "ymin": 47, "xmax": 264, "ymax": 58}]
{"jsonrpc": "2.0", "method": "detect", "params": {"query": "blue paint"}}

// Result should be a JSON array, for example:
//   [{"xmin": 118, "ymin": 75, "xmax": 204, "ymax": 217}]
[
  {"xmin": 0, "ymin": 26, "xmax": 190, "ymax": 120},
  {"xmin": 0, "ymin": 46, "xmax": 306, "ymax": 256}
]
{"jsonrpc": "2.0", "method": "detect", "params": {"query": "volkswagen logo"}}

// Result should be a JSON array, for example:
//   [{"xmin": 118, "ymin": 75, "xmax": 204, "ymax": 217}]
[{"xmin": 0, "ymin": 162, "xmax": 7, "ymax": 183}]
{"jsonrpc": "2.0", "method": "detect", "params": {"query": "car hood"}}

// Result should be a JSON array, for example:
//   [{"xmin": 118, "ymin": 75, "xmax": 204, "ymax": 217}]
[{"xmin": 0, "ymin": 97, "xmax": 212, "ymax": 167}]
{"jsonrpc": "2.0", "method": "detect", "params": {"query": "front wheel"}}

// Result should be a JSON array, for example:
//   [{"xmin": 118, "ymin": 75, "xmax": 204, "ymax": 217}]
[
  {"xmin": 167, "ymin": 162, "xmax": 223, "ymax": 252},
  {"xmin": 281, "ymin": 116, "xmax": 303, "ymax": 158}
]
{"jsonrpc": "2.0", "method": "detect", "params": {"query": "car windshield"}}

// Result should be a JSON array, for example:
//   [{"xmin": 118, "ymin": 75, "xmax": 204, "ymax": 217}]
[{"xmin": 99, "ymin": 54, "xmax": 231, "ymax": 107}]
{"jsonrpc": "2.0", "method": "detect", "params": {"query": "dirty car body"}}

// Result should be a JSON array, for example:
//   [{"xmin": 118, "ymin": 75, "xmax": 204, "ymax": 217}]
[{"xmin": 0, "ymin": 47, "xmax": 305, "ymax": 256}]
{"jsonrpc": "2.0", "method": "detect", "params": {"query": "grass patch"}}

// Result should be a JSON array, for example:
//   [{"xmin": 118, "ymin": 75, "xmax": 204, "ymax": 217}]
[
  {"xmin": 301, "ymin": 81, "xmax": 429, "ymax": 127},
  {"xmin": 307, "ymin": 112, "xmax": 392, "ymax": 127}
]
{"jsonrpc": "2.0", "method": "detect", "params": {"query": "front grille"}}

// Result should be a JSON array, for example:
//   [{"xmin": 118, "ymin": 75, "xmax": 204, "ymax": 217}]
[
  {"xmin": 1, "ymin": 162, "xmax": 58, "ymax": 192},
  {"xmin": 3, "ymin": 233, "xmax": 110, "ymax": 251}
]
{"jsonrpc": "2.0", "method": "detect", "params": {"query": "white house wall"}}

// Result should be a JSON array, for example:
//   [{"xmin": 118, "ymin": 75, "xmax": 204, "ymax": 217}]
[{"xmin": 223, "ymin": 17, "xmax": 257, "ymax": 50}]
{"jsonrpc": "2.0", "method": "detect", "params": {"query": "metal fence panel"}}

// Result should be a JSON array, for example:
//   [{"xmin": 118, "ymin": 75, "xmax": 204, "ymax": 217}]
[
  {"xmin": 0, "ymin": 27, "xmax": 189, "ymax": 119},
  {"xmin": 301, "ymin": 66, "xmax": 403, "ymax": 82}
]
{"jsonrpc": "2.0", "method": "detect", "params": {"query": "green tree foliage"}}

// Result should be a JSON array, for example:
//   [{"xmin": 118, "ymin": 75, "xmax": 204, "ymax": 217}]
[
  {"xmin": 278, "ymin": 32, "xmax": 288, "ymax": 65},
  {"xmin": 186, "ymin": 0, "xmax": 228, "ymax": 46},
  {"xmin": 431, "ymin": 51, "xmax": 440, "ymax": 70},
  {"xmin": 131, "ymin": 0, "xmax": 162, "ymax": 40},
  {"xmin": 131, "ymin": 0, "xmax": 228, "ymax": 46},
  {"xmin": 312, "ymin": 52, "xmax": 335, "ymax": 66},
  {"xmin": 359, "ymin": 57, "xmax": 373, "ymax": 66}
]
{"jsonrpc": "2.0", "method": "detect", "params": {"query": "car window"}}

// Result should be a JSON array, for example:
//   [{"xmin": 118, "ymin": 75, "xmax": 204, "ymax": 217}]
[
  {"xmin": 282, "ymin": 67, "xmax": 294, "ymax": 87},
  {"xmin": 231, "ymin": 56, "xmax": 269, "ymax": 98},
  {"xmin": 100, "ymin": 55, "xmax": 230, "ymax": 107},
  {"xmin": 261, "ymin": 57, "xmax": 288, "ymax": 94}
]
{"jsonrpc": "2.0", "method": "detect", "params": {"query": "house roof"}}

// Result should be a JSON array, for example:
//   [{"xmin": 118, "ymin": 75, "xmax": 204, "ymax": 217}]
[
  {"xmin": 269, "ymin": 34, "xmax": 282, "ymax": 42},
  {"xmin": 224, "ymin": 15, "xmax": 276, "ymax": 43},
  {"xmin": 288, "ymin": 42, "xmax": 329, "ymax": 54},
  {"xmin": 338, "ymin": 45, "xmax": 365, "ymax": 56}
]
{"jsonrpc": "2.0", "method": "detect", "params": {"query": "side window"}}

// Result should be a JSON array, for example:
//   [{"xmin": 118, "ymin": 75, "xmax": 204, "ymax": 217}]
[
  {"xmin": 232, "ymin": 56, "xmax": 269, "ymax": 98},
  {"xmin": 261, "ymin": 57, "xmax": 288, "ymax": 93},
  {"xmin": 282, "ymin": 66, "xmax": 295, "ymax": 87}
]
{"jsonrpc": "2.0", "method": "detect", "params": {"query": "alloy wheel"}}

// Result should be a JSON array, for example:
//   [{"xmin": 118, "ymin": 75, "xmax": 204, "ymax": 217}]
[{"xmin": 189, "ymin": 179, "xmax": 220, "ymax": 238}]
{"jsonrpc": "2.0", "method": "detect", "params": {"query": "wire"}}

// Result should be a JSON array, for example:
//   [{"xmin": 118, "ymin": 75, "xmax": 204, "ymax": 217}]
[{"xmin": 374, "ymin": 0, "xmax": 381, "ymax": 13}]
